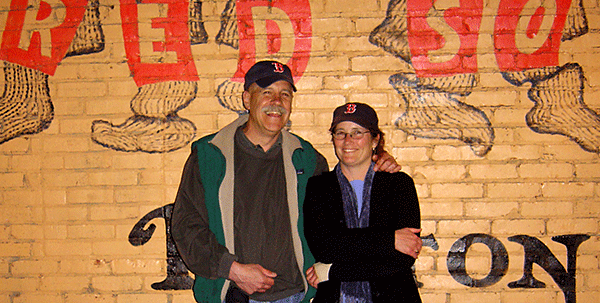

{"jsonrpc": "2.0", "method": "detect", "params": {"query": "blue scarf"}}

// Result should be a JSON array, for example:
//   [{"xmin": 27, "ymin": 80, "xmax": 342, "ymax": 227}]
[{"xmin": 335, "ymin": 162, "xmax": 376, "ymax": 303}]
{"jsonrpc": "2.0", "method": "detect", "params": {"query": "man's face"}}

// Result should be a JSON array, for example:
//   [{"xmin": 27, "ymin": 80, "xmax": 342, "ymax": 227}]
[{"xmin": 243, "ymin": 80, "xmax": 293, "ymax": 137}]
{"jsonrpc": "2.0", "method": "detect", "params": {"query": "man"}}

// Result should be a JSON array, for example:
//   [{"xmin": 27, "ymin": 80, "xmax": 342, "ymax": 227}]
[{"xmin": 171, "ymin": 60, "xmax": 400, "ymax": 303}]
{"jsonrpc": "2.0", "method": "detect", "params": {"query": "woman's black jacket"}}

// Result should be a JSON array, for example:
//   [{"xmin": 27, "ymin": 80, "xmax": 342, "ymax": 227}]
[{"xmin": 303, "ymin": 170, "xmax": 422, "ymax": 303}]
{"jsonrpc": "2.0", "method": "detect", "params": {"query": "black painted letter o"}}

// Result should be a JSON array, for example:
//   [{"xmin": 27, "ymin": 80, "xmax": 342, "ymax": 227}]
[{"xmin": 447, "ymin": 233, "xmax": 509, "ymax": 287}]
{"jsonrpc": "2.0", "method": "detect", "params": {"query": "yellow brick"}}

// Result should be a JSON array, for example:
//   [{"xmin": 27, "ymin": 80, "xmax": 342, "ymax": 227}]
[
  {"xmin": 431, "ymin": 145, "xmax": 481, "ymax": 161},
  {"xmin": 0, "ymin": 137, "xmax": 30, "ymax": 152},
  {"xmin": 450, "ymin": 291, "xmax": 501, "ymax": 303},
  {"xmin": 3, "ymin": 190, "xmax": 43, "ymax": 205},
  {"xmin": 438, "ymin": 220, "xmax": 490, "ymax": 236},
  {"xmin": 45, "ymin": 206, "xmax": 88, "ymax": 222},
  {"xmin": 114, "ymin": 186, "xmax": 164, "ymax": 203},
  {"xmin": 492, "ymin": 109, "xmax": 531, "ymax": 126},
  {"xmin": 10, "ymin": 225, "xmax": 45, "ymax": 239},
  {"xmin": 413, "ymin": 165, "xmax": 467, "ymax": 181},
  {"xmin": 44, "ymin": 225, "xmax": 68, "ymax": 239},
  {"xmin": 42, "ymin": 136, "xmax": 91, "ymax": 153},
  {"xmin": 288, "ymin": 111, "xmax": 316, "ymax": 127},
  {"xmin": 470, "ymin": 89, "xmax": 519, "ymax": 107},
  {"xmin": 116, "ymin": 294, "xmax": 168, "ymax": 303},
  {"xmin": 90, "ymin": 206, "xmax": 140, "ymax": 221},
  {"xmin": 415, "ymin": 255, "xmax": 435, "ymax": 271},
  {"xmin": 420, "ymin": 201, "xmax": 463, "ymax": 217},
  {"xmin": 499, "ymin": 290, "xmax": 560, "ymax": 302},
  {"xmin": 112, "ymin": 154, "xmax": 164, "ymax": 169},
  {"xmin": 521, "ymin": 202, "xmax": 573, "ymax": 217},
  {"xmin": 67, "ymin": 188, "xmax": 114, "ymax": 204},
  {"xmin": 0, "ymin": 206, "xmax": 37, "ymax": 224},
  {"xmin": 45, "ymin": 241, "xmax": 92, "ymax": 256},
  {"xmin": 65, "ymin": 294, "xmax": 116, "ymax": 303},
  {"xmin": 418, "ymin": 274, "xmax": 466, "ymax": 290},
  {"xmin": 60, "ymin": 118, "xmax": 94, "ymax": 135},
  {"xmin": 392, "ymin": 147, "xmax": 429, "ymax": 162},
  {"xmin": 10, "ymin": 155, "xmax": 42, "ymax": 171},
  {"xmin": 491, "ymin": 219, "xmax": 546, "ymax": 235},
  {"xmin": 172, "ymin": 293, "xmax": 196, "ymax": 303},
  {"xmin": 41, "ymin": 172, "xmax": 88, "ymax": 187},
  {"xmin": 574, "ymin": 200, "xmax": 600, "ymax": 216},
  {"xmin": 138, "ymin": 170, "xmax": 165, "ymax": 186},
  {"xmin": 86, "ymin": 96, "xmax": 131, "ymax": 116},
  {"xmin": 0, "ymin": 172, "xmax": 25, "ymax": 187},
  {"xmin": 312, "ymin": 18, "xmax": 353, "ymax": 35},
  {"xmin": 323, "ymin": 75, "xmax": 369, "ymax": 90},
  {"xmin": 306, "ymin": 56, "xmax": 349, "ymax": 73},
  {"xmin": 67, "ymin": 225, "xmax": 115, "ymax": 239},
  {"xmin": 39, "ymin": 276, "xmax": 90, "ymax": 291},
  {"xmin": 577, "ymin": 291, "xmax": 600, "ymax": 303},
  {"xmin": 112, "ymin": 259, "xmax": 163, "ymax": 274},
  {"xmin": 40, "ymin": 156, "xmax": 64, "ymax": 170},
  {"xmin": 0, "ymin": 226, "xmax": 9, "ymax": 240},
  {"xmin": 469, "ymin": 164, "xmax": 518, "ymax": 179},
  {"xmin": 43, "ymin": 190, "xmax": 67, "ymax": 205},
  {"xmin": 575, "ymin": 163, "xmax": 600, "ymax": 179},
  {"xmin": 88, "ymin": 171, "xmax": 138, "ymax": 186},
  {"xmin": 107, "ymin": 79, "xmax": 139, "ymax": 97},
  {"xmin": 64, "ymin": 153, "xmax": 111, "ymax": 170},
  {"xmin": 57, "ymin": 81, "xmax": 107, "ymax": 98},
  {"xmin": 59, "ymin": 259, "xmax": 112, "ymax": 275},
  {"xmin": 324, "ymin": 0, "xmax": 378, "ymax": 13},
  {"xmin": 0, "ymin": 277, "xmax": 39, "ymax": 291},
  {"xmin": 465, "ymin": 202, "xmax": 519, "ymax": 218},
  {"xmin": 11, "ymin": 260, "xmax": 59, "ymax": 275},
  {"xmin": 547, "ymin": 218, "xmax": 598, "ymax": 234},
  {"xmin": 542, "ymin": 182, "xmax": 595, "ymax": 198},
  {"xmin": 431, "ymin": 183, "xmax": 484, "ymax": 198},
  {"xmin": 518, "ymin": 163, "xmax": 574, "ymax": 179},
  {"xmin": 543, "ymin": 144, "xmax": 598, "ymax": 161},
  {"xmin": 418, "ymin": 293, "xmax": 447, "ymax": 303},
  {"xmin": 351, "ymin": 56, "xmax": 405, "ymax": 72},
  {"xmin": 93, "ymin": 240, "xmax": 138, "ymax": 256},
  {"xmin": 294, "ymin": 93, "xmax": 345, "ymax": 110},
  {"xmin": 92, "ymin": 276, "xmax": 143, "ymax": 291},
  {"xmin": 348, "ymin": 93, "xmax": 392, "ymax": 108},
  {"xmin": 14, "ymin": 294, "xmax": 63, "ymax": 303},
  {"xmin": 486, "ymin": 183, "xmax": 541, "ymax": 198},
  {"xmin": 331, "ymin": 36, "xmax": 382, "ymax": 53}
]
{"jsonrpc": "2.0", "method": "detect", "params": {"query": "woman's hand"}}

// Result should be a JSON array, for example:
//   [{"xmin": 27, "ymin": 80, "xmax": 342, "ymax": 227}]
[
  {"xmin": 306, "ymin": 266, "xmax": 319, "ymax": 289},
  {"xmin": 394, "ymin": 228, "xmax": 423, "ymax": 259}
]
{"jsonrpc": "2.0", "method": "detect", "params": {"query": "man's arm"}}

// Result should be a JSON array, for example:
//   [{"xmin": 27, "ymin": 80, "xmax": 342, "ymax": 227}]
[{"xmin": 171, "ymin": 150, "xmax": 235, "ymax": 280}]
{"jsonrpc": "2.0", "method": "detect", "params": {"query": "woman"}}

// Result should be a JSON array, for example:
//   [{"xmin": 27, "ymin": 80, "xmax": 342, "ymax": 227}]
[{"xmin": 303, "ymin": 102, "xmax": 422, "ymax": 303}]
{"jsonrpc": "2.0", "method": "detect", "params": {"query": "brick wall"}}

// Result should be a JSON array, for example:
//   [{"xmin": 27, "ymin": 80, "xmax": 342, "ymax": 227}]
[{"xmin": 0, "ymin": 0, "xmax": 599, "ymax": 302}]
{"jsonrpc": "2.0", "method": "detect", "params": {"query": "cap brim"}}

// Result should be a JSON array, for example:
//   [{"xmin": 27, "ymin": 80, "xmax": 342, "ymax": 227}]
[{"xmin": 255, "ymin": 75, "xmax": 297, "ymax": 92}]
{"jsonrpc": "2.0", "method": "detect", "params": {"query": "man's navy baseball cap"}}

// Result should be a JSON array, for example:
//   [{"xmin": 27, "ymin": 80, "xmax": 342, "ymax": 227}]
[{"xmin": 244, "ymin": 60, "xmax": 297, "ymax": 92}]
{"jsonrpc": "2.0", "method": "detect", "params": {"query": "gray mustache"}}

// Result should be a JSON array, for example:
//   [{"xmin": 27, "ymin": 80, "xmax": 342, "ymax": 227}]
[{"xmin": 262, "ymin": 105, "xmax": 288, "ymax": 116}]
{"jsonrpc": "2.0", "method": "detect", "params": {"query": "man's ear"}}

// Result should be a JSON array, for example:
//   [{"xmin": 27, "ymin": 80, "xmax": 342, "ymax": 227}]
[{"xmin": 242, "ymin": 90, "xmax": 250, "ymax": 110}]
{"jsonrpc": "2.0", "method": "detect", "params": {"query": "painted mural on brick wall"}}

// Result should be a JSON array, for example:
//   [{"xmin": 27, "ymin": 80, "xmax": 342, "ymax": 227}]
[
  {"xmin": 1, "ymin": 0, "xmax": 598, "ymax": 155},
  {"xmin": 0, "ymin": 0, "xmax": 596, "ymax": 302},
  {"xmin": 370, "ymin": 0, "xmax": 599, "ymax": 156},
  {"xmin": 0, "ymin": 0, "xmax": 311, "ymax": 152}
]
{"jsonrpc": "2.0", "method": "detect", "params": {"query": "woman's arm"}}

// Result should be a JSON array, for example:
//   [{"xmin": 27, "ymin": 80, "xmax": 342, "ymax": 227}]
[{"xmin": 304, "ymin": 176, "xmax": 399, "ymax": 263}]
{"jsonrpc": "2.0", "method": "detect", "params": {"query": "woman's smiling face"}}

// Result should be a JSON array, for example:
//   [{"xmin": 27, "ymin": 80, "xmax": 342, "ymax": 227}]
[{"xmin": 333, "ymin": 121, "xmax": 379, "ymax": 170}]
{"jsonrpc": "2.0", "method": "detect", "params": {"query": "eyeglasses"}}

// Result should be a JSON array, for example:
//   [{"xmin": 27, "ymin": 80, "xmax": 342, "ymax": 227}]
[{"xmin": 332, "ymin": 130, "xmax": 370, "ymax": 140}]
